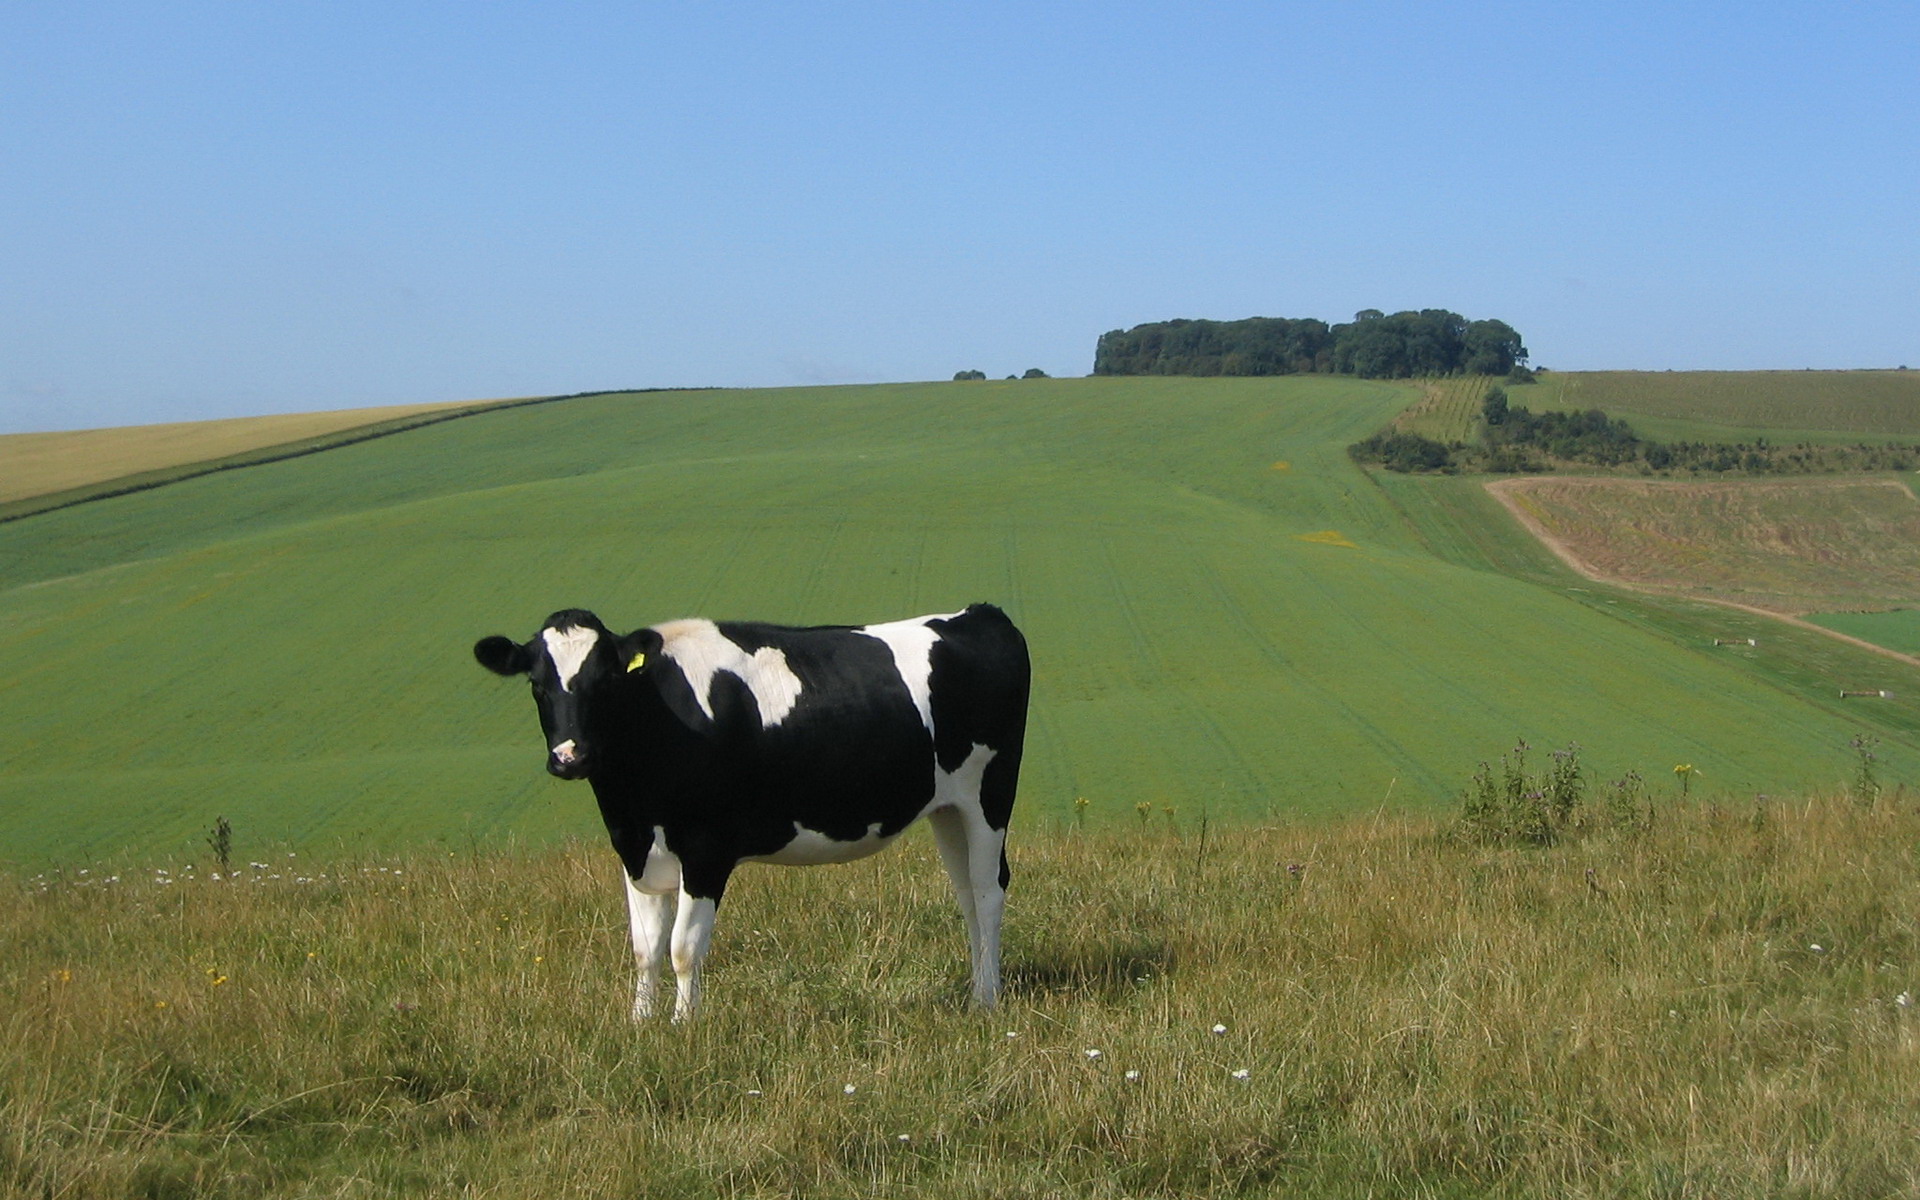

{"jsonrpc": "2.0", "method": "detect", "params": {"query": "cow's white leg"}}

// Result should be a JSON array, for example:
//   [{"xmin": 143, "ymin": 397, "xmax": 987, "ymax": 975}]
[
  {"xmin": 963, "ymin": 818, "xmax": 1008, "ymax": 1008},
  {"xmin": 928, "ymin": 806, "xmax": 983, "ymax": 983},
  {"xmin": 669, "ymin": 890, "xmax": 719, "ymax": 1022},
  {"xmin": 625, "ymin": 874, "xmax": 673, "ymax": 1020}
]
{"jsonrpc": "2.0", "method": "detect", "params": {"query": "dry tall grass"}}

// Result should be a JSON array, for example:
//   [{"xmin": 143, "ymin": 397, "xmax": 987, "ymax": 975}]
[{"xmin": 4, "ymin": 795, "xmax": 1916, "ymax": 1198}]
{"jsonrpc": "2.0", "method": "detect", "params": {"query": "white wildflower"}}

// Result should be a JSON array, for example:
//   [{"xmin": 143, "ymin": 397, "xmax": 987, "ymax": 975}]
[
  {"xmin": 1084, "ymin": 1048, "xmax": 1102, "ymax": 1060},
  {"xmin": 1897, "ymin": 993, "xmax": 1912, "ymax": 1008},
  {"xmin": 1124, "ymin": 1069, "xmax": 1141, "ymax": 1081},
  {"xmin": 1211, "ymin": 1023, "xmax": 1228, "ymax": 1035},
  {"xmin": 843, "ymin": 1084, "xmax": 857, "ymax": 1095},
  {"xmin": 1231, "ymin": 1069, "xmax": 1250, "ymax": 1080}
]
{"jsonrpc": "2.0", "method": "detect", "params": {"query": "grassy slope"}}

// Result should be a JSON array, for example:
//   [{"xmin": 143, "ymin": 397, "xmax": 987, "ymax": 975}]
[
  {"xmin": 1388, "ymin": 375, "xmax": 1494, "ymax": 443},
  {"xmin": 0, "ymin": 400, "xmax": 496, "ymax": 505},
  {"xmin": 1, "ymin": 377, "xmax": 1913, "ymax": 865},
  {"xmin": 1808, "ymin": 609, "xmax": 1920, "ymax": 658},
  {"xmin": 1490, "ymin": 476, "xmax": 1920, "ymax": 615},
  {"xmin": 1373, "ymin": 472, "xmax": 1920, "ymax": 738},
  {"xmin": 1521, "ymin": 369, "xmax": 1920, "ymax": 445}
]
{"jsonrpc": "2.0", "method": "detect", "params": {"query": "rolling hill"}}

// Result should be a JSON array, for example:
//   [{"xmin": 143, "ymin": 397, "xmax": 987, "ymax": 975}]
[{"xmin": 1, "ymin": 376, "xmax": 1913, "ymax": 865}]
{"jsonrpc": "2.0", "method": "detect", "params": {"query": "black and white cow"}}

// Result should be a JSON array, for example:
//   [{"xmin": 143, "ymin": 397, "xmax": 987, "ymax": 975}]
[{"xmin": 473, "ymin": 604, "xmax": 1029, "ymax": 1020}]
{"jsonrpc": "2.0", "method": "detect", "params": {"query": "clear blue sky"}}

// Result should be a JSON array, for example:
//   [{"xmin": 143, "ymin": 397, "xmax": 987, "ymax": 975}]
[{"xmin": 3, "ymin": 1, "xmax": 1916, "ymax": 432}]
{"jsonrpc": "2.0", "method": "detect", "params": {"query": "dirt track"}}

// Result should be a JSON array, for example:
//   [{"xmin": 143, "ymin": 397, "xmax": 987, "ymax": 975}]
[{"xmin": 1485, "ymin": 477, "xmax": 1920, "ymax": 673}]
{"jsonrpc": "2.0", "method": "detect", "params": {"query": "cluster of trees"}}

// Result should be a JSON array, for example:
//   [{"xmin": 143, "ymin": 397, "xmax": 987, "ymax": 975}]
[
  {"xmin": 954, "ymin": 369, "xmax": 1049, "ymax": 381},
  {"xmin": 1481, "ymin": 388, "xmax": 1643, "ymax": 469},
  {"xmin": 1093, "ymin": 310, "xmax": 1528, "ymax": 379},
  {"xmin": 1643, "ymin": 439, "xmax": 1920, "ymax": 474},
  {"xmin": 1345, "ymin": 430, "xmax": 1458, "ymax": 473},
  {"xmin": 1351, "ymin": 385, "xmax": 1920, "ymax": 476}
]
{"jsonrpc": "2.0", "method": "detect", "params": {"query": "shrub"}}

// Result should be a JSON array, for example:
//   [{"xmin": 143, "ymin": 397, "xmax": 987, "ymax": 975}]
[{"xmin": 1456, "ymin": 741, "xmax": 1651, "ymax": 845}]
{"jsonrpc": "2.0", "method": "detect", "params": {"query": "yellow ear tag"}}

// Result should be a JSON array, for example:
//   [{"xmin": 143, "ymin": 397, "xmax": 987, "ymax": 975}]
[{"xmin": 627, "ymin": 652, "xmax": 647, "ymax": 673}]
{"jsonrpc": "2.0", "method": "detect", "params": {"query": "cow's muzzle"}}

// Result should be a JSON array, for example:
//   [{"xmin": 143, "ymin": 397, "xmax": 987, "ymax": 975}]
[{"xmin": 547, "ymin": 739, "xmax": 589, "ymax": 780}]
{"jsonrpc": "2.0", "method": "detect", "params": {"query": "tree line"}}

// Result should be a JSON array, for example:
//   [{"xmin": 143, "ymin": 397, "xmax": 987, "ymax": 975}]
[
  {"xmin": 1093, "ymin": 309, "xmax": 1528, "ymax": 379},
  {"xmin": 1350, "ymin": 386, "xmax": 1920, "ymax": 476}
]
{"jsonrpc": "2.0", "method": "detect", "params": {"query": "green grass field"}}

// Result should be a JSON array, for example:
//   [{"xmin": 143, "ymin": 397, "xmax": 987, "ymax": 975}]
[
  {"xmin": 1807, "ymin": 609, "xmax": 1920, "ymax": 659},
  {"xmin": 1, "ymin": 376, "xmax": 1915, "ymax": 866},
  {"xmin": 1520, "ymin": 369, "xmax": 1920, "ymax": 445}
]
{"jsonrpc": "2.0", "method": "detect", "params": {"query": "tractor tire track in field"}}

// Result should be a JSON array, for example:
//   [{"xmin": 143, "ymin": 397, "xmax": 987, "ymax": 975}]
[
  {"xmin": 1096, "ymin": 537, "xmax": 1264, "ymax": 800},
  {"xmin": 1234, "ymin": 553, "xmax": 1456, "ymax": 799},
  {"xmin": 1292, "ymin": 559, "xmax": 1515, "ymax": 774},
  {"xmin": 1487, "ymin": 479, "xmax": 1920, "ymax": 673},
  {"xmin": 1004, "ymin": 524, "xmax": 1083, "ymax": 804},
  {"xmin": 789, "ymin": 508, "xmax": 849, "ymax": 619}
]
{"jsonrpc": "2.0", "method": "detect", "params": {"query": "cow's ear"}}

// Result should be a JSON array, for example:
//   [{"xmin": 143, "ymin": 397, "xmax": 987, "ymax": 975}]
[
  {"xmin": 474, "ymin": 635, "xmax": 534, "ymax": 676},
  {"xmin": 613, "ymin": 628, "xmax": 664, "ymax": 675}
]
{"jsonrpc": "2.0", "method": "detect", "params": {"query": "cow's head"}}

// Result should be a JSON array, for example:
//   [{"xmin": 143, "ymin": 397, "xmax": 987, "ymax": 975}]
[{"xmin": 474, "ymin": 609, "xmax": 660, "ymax": 780}]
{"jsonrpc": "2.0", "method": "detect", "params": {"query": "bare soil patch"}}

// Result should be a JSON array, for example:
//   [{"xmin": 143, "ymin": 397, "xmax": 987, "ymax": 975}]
[{"xmin": 1489, "ymin": 475, "xmax": 1920, "ymax": 668}]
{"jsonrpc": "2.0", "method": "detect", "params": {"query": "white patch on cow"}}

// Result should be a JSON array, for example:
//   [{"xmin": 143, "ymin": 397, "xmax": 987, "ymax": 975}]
[
  {"xmin": 654, "ymin": 619, "xmax": 803, "ymax": 726},
  {"xmin": 934, "ymin": 742, "xmax": 998, "ymax": 808},
  {"xmin": 541, "ymin": 625, "xmax": 600, "ymax": 692},
  {"xmin": 550, "ymin": 739, "xmax": 579, "ymax": 765},
  {"xmin": 751, "ymin": 820, "xmax": 905, "ymax": 866},
  {"xmin": 633, "ymin": 824, "xmax": 682, "ymax": 894},
  {"xmin": 856, "ymin": 610, "xmax": 963, "ymax": 733}
]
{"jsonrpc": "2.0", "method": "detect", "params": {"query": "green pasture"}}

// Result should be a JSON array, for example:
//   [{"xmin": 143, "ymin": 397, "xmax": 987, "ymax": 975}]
[
  {"xmin": 1522, "ymin": 369, "xmax": 1920, "ymax": 445},
  {"xmin": 1808, "ymin": 609, "xmax": 1920, "ymax": 659},
  {"xmin": 1, "ymin": 377, "xmax": 1914, "ymax": 866}
]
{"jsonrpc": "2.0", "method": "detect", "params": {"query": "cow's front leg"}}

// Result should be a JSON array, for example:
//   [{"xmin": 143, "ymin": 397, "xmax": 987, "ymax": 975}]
[
  {"xmin": 625, "ymin": 875, "xmax": 674, "ymax": 1020},
  {"xmin": 669, "ymin": 887, "xmax": 721, "ymax": 1022}
]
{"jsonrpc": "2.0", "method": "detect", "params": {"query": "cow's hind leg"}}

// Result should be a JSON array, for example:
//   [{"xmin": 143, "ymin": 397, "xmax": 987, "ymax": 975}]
[
  {"xmin": 625, "ymin": 875, "xmax": 673, "ymax": 1020},
  {"xmin": 928, "ymin": 806, "xmax": 982, "ymax": 989},
  {"xmin": 964, "ymin": 817, "xmax": 1008, "ymax": 1008},
  {"xmin": 929, "ymin": 804, "xmax": 1006, "ymax": 1008}
]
